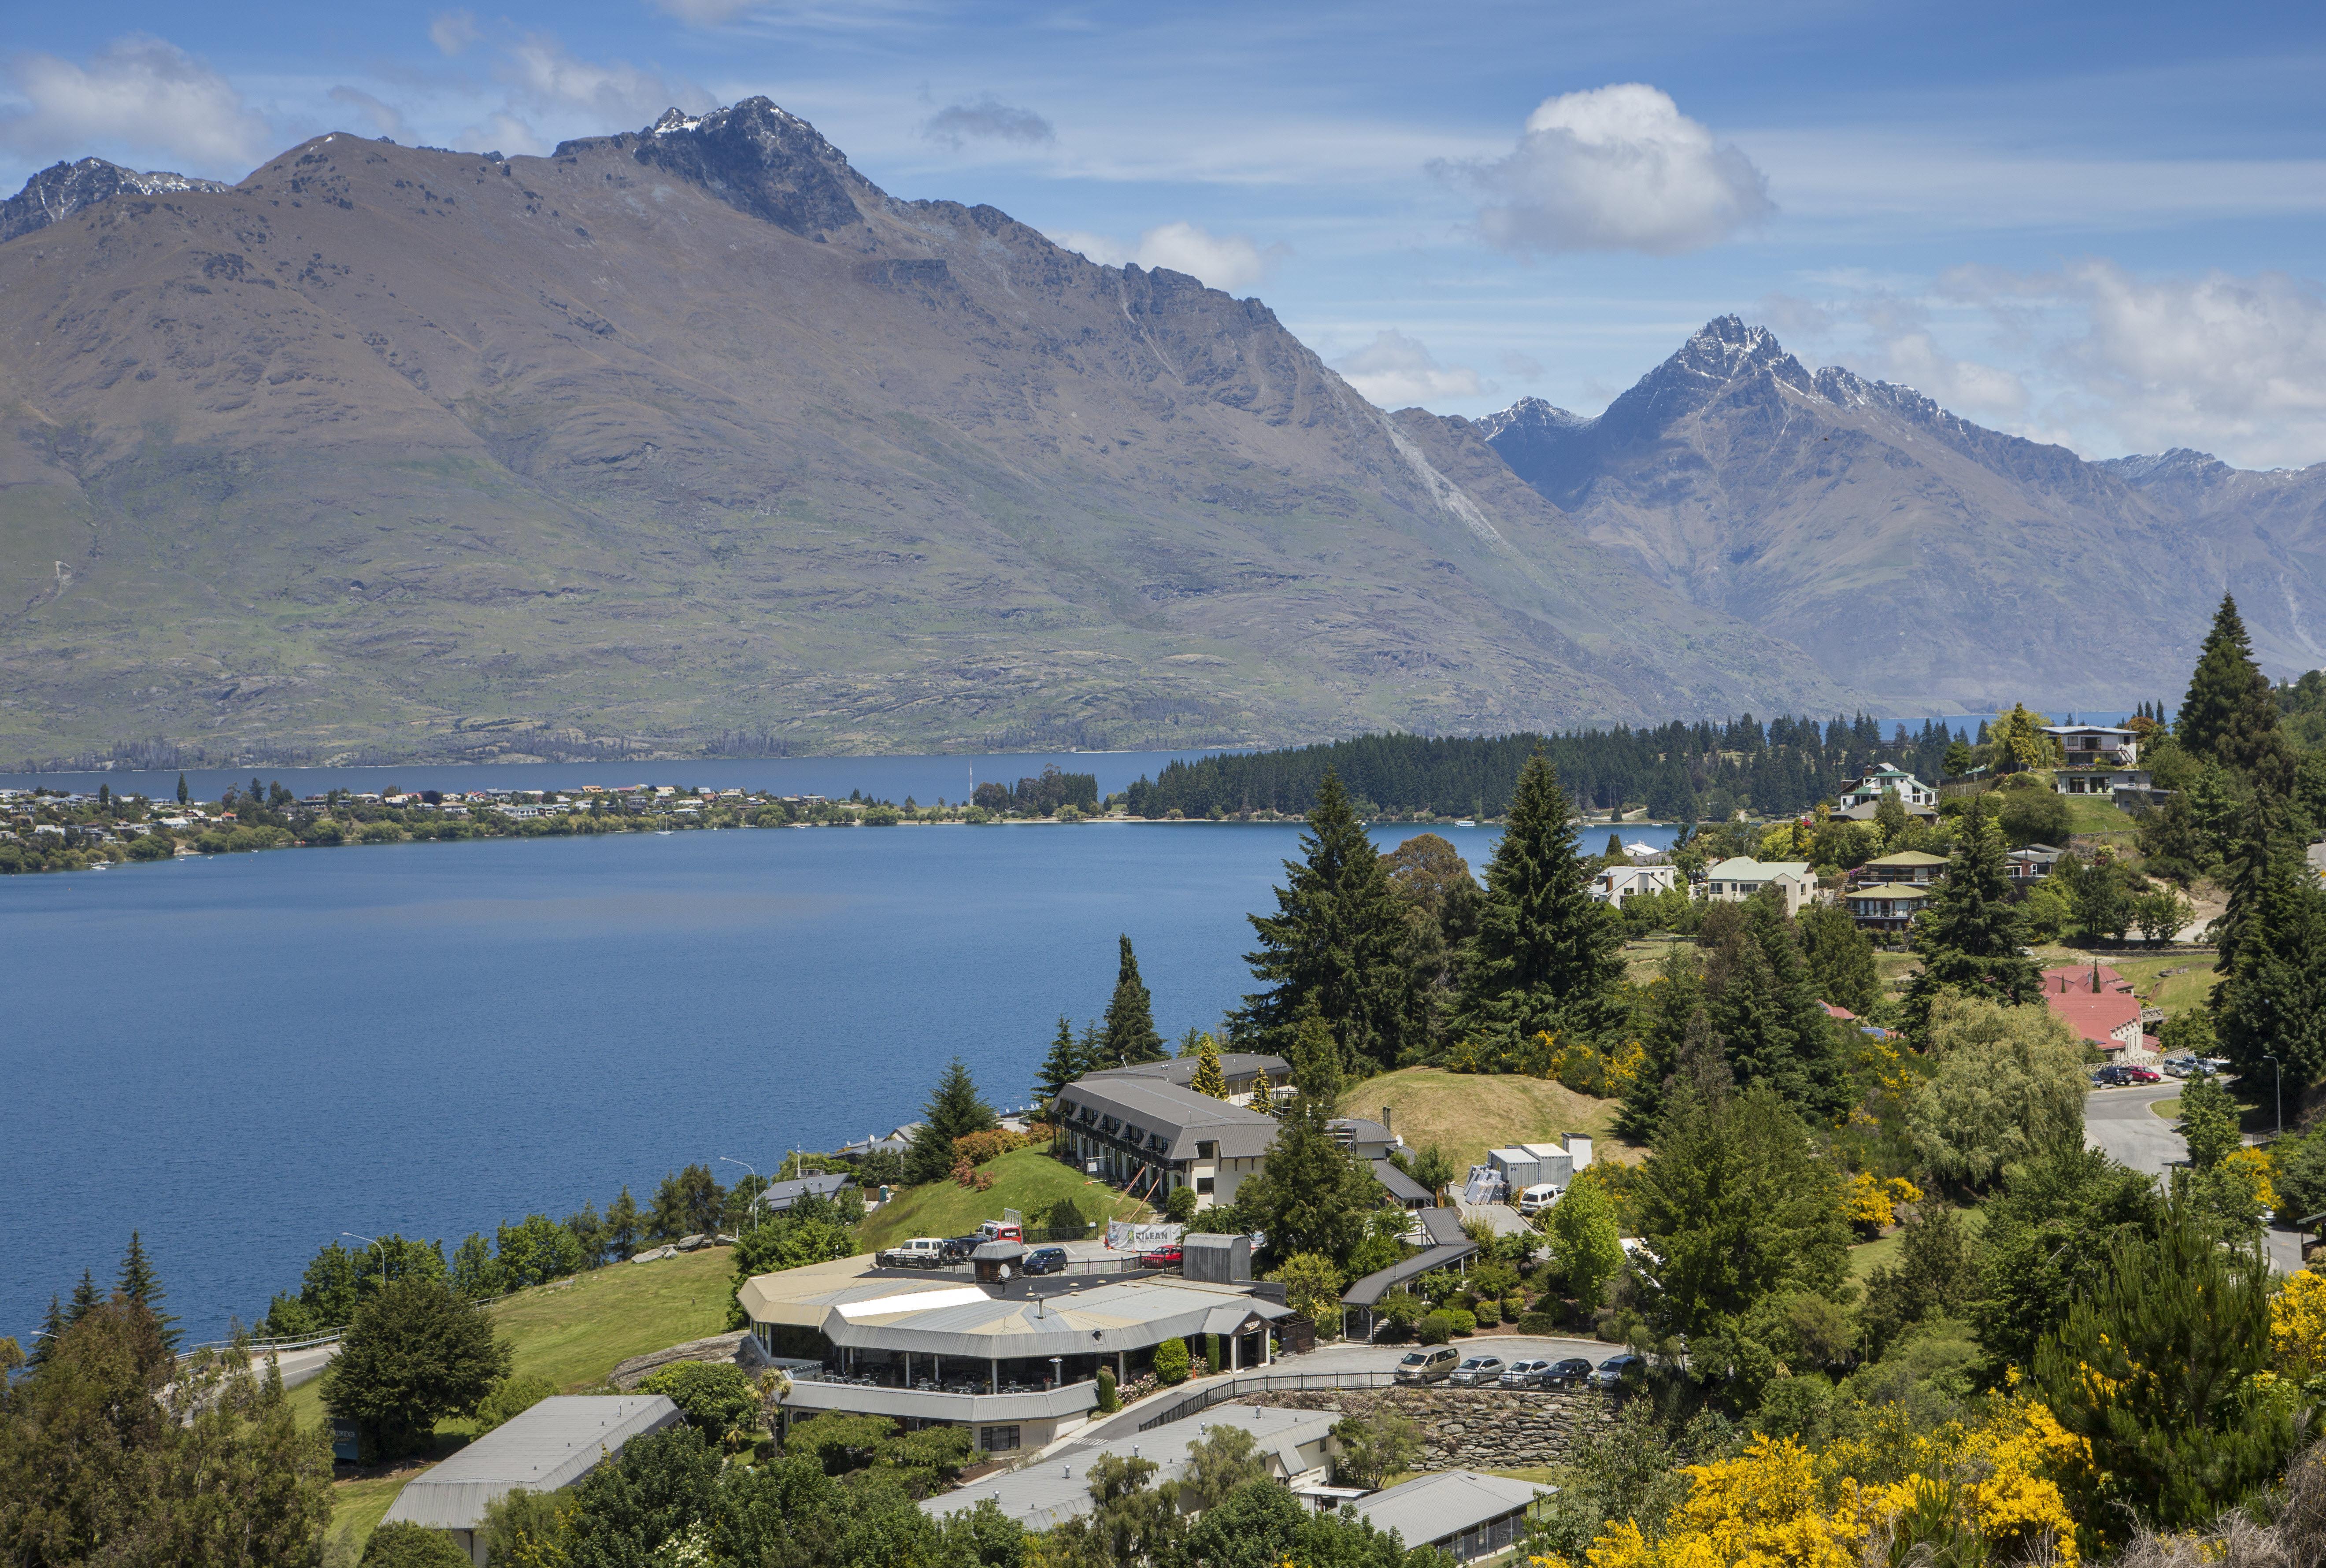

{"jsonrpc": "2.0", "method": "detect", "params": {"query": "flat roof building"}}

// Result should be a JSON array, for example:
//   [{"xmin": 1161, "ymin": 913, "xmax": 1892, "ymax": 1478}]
[
  {"xmin": 1350, "ymin": 1469, "xmax": 1549, "ymax": 1562},
  {"xmin": 379, "ymin": 1396, "xmax": 682, "ymax": 1566}
]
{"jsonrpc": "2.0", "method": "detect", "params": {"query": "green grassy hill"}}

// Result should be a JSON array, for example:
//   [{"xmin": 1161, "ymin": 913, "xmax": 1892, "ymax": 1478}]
[
  {"xmin": 858, "ymin": 1145, "xmax": 1151, "ymax": 1253},
  {"xmin": 1339, "ymin": 1066, "xmax": 1626, "ymax": 1172}
]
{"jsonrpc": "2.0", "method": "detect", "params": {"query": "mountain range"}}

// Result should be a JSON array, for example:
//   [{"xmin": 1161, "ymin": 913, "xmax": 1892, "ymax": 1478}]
[{"xmin": 0, "ymin": 104, "xmax": 2317, "ymax": 766}]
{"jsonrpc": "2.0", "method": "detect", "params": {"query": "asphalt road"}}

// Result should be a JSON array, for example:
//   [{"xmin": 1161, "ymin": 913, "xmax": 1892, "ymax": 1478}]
[{"xmin": 2082, "ymin": 1079, "xmax": 2304, "ymax": 1275}]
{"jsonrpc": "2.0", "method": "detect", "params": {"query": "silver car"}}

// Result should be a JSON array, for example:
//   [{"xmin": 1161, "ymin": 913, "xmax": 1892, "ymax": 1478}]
[
  {"xmin": 1589, "ymin": 1353, "xmax": 1644, "ymax": 1389},
  {"xmin": 1499, "ymin": 1358, "xmax": 1554, "ymax": 1388},
  {"xmin": 1446, "ymin": 1355, "xmax": 1506, "ymax": 1387}
]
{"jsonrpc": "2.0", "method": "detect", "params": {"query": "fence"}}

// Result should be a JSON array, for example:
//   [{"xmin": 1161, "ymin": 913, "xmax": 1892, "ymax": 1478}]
[
  {"xmin": 178, "ymin": 1328, "xmax": 342, "ymax": 1362},
  {"xmin": 1133, "ymin": 1368, "xmax": 1398, "ymax": 1431}
]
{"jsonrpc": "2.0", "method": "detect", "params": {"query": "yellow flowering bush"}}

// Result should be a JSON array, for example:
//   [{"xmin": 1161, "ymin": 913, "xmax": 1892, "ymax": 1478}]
[
  {"xmin": 2219, "ymin": 1146, "xmax": 2277, "ymax": 1213},
  {"xmin": 2271, "ymin": 1268, "xmax": 2326, "ymax": 1378},
  {"xmin": 1841, "ymin": 1175, "xmax": 1921, "ymax": 1237}
]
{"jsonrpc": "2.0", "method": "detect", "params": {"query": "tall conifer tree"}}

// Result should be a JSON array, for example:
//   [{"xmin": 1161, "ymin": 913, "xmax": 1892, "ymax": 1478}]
[
  {"xmin": 115, "ymin": 1231, "xmax": 177, "ymax": 1352},
  {"xmin": 904, "ymin": 1057, "xmax": 1000, "ymax": 1184},
  {"xmin": 1237, "ymin": 771, "xmax": 1414, "ymax": 1072},
  {"xmin": 2179, "ymin": 593, "xmax": 2287, "ymax": 780},
  {"xmin": 1904, "ymin": 803, "xmax": 2041, "ymax": 1036},
  {"xmin": 1035, "ymin": 1016, "xmax": 1092, "ymax": 1104},
  {"xmin": 1100, "ymin": 936, "xmax": 1167, "ymax": 1065},
  {"xmin": 2212, "ymin": 813, "xmax": 2326, "ymax": 1096},
  {"xmin": 64, "ymin": 1270, "xmax": 101, "ymax": 1329},
  {"xmin": 1453, "ymin": 752, "xmax": 1623, "ymax": 1049}
]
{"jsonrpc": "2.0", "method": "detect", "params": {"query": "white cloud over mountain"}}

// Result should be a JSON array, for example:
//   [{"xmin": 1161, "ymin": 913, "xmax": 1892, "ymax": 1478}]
[
  {"xmin": 1442, "ymin": 83, "xmax": 1774, "ymax": 256},
  {"xmin": 1332, "ymin": 330, "xmax": 1484, "ymax": 407},
  {"xmin": 921, "ymin": 95, "xmax": 1054, "ymax": 150},
  {"xmin": 1046, "ymin": 221, "xmax": 1287, "ymax": 292},
  {"xmin": 0, "ymin": 34, "xmax": 273, "ymax": 173}
]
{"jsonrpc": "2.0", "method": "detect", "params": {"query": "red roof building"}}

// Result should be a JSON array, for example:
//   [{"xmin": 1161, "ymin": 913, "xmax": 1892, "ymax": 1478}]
[{"xmin": 2039, "ymin": 964, "xmax": 2146, "ymax": 1056}]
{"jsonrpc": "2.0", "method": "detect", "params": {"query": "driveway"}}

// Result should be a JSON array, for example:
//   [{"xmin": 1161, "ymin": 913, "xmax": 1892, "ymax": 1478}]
[{"xmin": 2084, "ymin": 1080, "xmax": 2304, "ymax": 1274}]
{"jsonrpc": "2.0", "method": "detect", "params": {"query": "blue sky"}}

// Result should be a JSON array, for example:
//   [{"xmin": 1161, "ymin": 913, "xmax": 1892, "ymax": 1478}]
[{"xmin": 6, "ymin": 0, "xmax": 2325, "ymax": 466}]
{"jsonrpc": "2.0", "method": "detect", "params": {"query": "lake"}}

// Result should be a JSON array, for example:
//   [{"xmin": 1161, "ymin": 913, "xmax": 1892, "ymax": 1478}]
[{"xmin": 1, "ymin": 814, "xmax": 1678, "ymax": 1345}]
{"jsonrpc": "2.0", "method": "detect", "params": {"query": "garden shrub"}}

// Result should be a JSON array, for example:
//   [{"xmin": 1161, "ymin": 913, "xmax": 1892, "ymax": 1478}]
[
  {"xmin": 1096, "ymin": 1367, "xmax": 1119, "ymax": 1412},
  {"xmin": 1445, "ymin": 1308, "xmax": 1477, "ymax": 1336},
  {"xmin": 1152, "ymin": 1338, "xmax": 1192, "ymax": 1384},
  {"xmin": 1418, "ymin": 1312, "xmax": 1455, "ymax": 1346},
  {"xmin": 1517, "ymin": 1312, "xmax": 1558, "ymax": 1335},
  {"xmin": 1473, "ymin": 1299, "xmax": 1502, "ymax": 1327}
]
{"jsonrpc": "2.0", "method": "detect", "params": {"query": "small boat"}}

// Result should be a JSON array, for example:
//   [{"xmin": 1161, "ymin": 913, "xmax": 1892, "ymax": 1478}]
[
  {"xmin": 655, "ymin": 830, "xmax": 674, "ymax": 836},
  {"xmin": 1455, "ymin": 819, "xmax": 1476, "ymax": 828}
]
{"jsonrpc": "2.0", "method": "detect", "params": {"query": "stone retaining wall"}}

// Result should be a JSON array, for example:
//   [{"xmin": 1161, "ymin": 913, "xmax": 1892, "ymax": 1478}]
[
  {"xmin": 610, "ymin": 1329, "xmax": 754, "ymax": 1390},
  {"xmin": 1231, "ymin": 1386, "xmax": 1611, "ymax": 1472}
]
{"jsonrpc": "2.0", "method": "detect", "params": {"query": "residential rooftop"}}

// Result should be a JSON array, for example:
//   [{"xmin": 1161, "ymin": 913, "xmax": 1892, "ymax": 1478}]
[{"xmin": 380, "ymin": 1396, "xmax": 681, "ymax": 1531}]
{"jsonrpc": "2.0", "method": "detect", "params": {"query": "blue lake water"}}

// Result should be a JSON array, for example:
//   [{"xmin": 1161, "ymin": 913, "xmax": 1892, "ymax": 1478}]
[{"xmin": 3, "ymin": 816, "xmax": 1676, "ymax": 1345}]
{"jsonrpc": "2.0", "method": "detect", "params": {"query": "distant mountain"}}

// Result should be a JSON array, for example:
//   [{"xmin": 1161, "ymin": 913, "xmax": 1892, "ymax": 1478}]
[
  {"xmin": 0, "ymin": 104, "xmax": 1855, "ymax": 767},
  {"xmin": 0, "ymin": 157, "xmax": 230, "ymax": 244},
  {"xmin": 1479, "ymin": 316, "xmax": 2326, "ymax": 711}
]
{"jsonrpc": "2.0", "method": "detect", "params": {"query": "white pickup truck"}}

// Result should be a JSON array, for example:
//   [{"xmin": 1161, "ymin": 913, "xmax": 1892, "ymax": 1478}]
[{"xmin": 879, "ymin": 1237, "xmax": 948, "ymax": 1269}]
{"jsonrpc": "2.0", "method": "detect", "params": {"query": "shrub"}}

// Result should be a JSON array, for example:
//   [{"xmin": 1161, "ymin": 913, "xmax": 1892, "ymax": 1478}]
[
  {"xmin": 360, "ymin": 1523, "xmax": 473, "ymax": 1568},
  {"xmin": 641, "ymin": 1361, "xmax": 761, "ymax": 1449},
  {"xmin": 949, "ymin": 1157, "xmax": 978, "ymax": 1188},
  {"xmin": 1096, "ymin": 1367, "xmax": 1119, "ymax": 1412},
  {"xmin": 1163, "ymin": 1185, "xmax": 1199, "ymax": 1223},
  {"xmin": 1417, "ymin": 1312, "xmax": 1455, "ymax": 1346},
  {"xmin": 1152, "ymin": 1338, "xmax": 1192, "ymax": 1384},
  {"xmin": 474, "ymin": 1372, "xmax": 555, "ymax": 1434},
  {"xmin": 1473, "ymin": 1298, "xmax": 1502, "ymax": 1327},
  {"xmin": 951, "ymin": 1128, "xmax": 1030, "ymax": 1166},
  {"xmin": 1043, "ymin": 1198, "xmax": 1087, "ymax": 1242},
  {"xmin": 1445, "ymin": 1308, "xmax": 1477, "ymax": 1336},
  {"xmin": 1517, "ymin": 1311, "xmax": 1558, "ymax": 1335}
]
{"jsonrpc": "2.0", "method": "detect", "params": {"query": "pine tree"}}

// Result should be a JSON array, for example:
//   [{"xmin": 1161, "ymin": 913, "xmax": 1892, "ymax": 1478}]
[
  {"xmin": 28, "ymin": 1293, "xmax": 64, "ymax": 1368},
  {"xmin": 115, "ymin": 1231, "xmax": 178, "ymax": 1352},
  {"xmin": 904, "ymin": 1057, "xmax": 999, "ymax": 1184},
  {"xmin": 1189, "ymin": 1033, "xmax": 1229, "ymax": 1099},
  {"xmin": 1237, "ymin": 770, "xmax": 1415, "ymax": 1072},
  {"xmin": 606, "ymin": 1186, "xmax": 642, "ymax": 1261},
  {"xmin": 65, "ymin": 1269, "xmax": 101, "ymax": 1328},
  {"xmin": 1289, "ymin": 1009, "xmax": 1343, "ymax": 1103},
  {"xmin": 1797, "ymin": 902, "xmax": 1879, "ymax": 1015},
  {"xmin": 1247, "ymin": 1061, "xmax": 1276, "ymax": 1117},
  {"xmin": 1708, "ymin": 898, "xmax": 1848, "ymax": 1118},
  {"xmin": 1035, "ymin": 1016, "xmax": 1091, "ymax": 1104},
  {"xmin": 1100, "ymin": 938, "xmax": 1166, "ymax": 1066},
  {"xmin": 1617, "ymin": 947, "xmax": 1707, "ymax": 1140},
  {"xmin": 2212, "ymin": 830, "xmax": 2326, "ymax": 1097},
  {"xmin": 1453, "ymin": 752, "xmax": 1624, "ymax": 1050},
  {"xmin": 176, "ymin": 772, "xmax": 189, "ymax": 804},
  {"xmin": 1904, "ymin": 803, "xmax": 2041, "ymax": 1037},
  {"xmin": 2180, "ymin": 593, "xmax": 2286, "ymax": 779}
]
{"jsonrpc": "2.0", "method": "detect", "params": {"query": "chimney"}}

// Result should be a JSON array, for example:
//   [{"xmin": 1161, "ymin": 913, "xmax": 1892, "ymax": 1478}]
[{"xmin": 1381, "ymin": 1106, "xmax": 1393, "ymax": 1134}]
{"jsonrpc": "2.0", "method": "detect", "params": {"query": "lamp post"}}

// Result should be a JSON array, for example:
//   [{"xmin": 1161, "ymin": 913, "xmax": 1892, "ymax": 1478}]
[
  {"xmin": 2265, "ymin": 1054, "xmax": 2284, "ymax": 1139},
  {"xmin": 720, "ymin": 1158, "xmax": 761, "ymax": 1234}
]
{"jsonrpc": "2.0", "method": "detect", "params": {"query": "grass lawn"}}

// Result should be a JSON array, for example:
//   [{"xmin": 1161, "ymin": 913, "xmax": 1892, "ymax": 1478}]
[
  {"xmin": 1621, "ymin": 937, "xmax": 1691, "ymax": 983},
  {"xmin": 858, "ymin": 1145, "xmax": 1150, "ymax": 1253},
  {"xmin": 1850, "ymin": 1205, "xmax": 1985, "ymax": 1280},
  {"xmin": 298, "ymin": 1246, "xmax": 738, "ymax": 1560},
  {"xmin": 2062, "ymin": 796, "xmax": 2138, "ymax": 836},
  {"xmin": 1340, "ymin": 1066, "xmax": 1623, "ymax": 1172}
]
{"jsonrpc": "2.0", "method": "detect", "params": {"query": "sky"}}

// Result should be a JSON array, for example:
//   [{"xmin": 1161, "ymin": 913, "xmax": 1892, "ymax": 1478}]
[{"xmin": 4, "ymin": 1, "xmax": 2325, "ymax": 468}]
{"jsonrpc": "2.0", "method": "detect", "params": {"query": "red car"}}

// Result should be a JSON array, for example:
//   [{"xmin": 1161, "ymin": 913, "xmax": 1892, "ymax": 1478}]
[
  {"xmin": 2119, "ymin": 1064, "xmax": 2163, "ymax": 1084},
  {"xmin": 1138, "ymin": 1245, "xmax": 1183, "ymax": 1268}
]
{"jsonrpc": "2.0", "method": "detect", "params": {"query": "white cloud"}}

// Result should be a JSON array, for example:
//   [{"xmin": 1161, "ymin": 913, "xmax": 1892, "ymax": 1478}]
[
  {"xmin": 0, "ymin": 33, "xmax": 272, "ymax": 172},
  {"xmin": 503, "ymin": 33, "xmax": 707, "ymax": 130},
  {"xmin": 1441, "ymin": 83, "xmax": 1773, "ymax": 255},
  {"xmin": 428, "ymin": 10, "xmax": 481, "ymax": 56},
  {"xmin": 1331, "ymin": 330, "xmax": 1485, "ymax": 408},
  {"xmin": 458, "ymin": 111, "xmax": 547, "ymax": 159},
  {"xmin": 1045, "ymin": 221, "xmax": 1287, "ymax": 293},
  {"xmin": 648, "ymin": 0, "xmax": 760, "ymax": 23},
  {"xmin": 1876, "ymin": 330, "xmax": 2029, "ymax": 422},
  {"xmin": 921, "ymin": 95, "xmax": 1054, "ymax": 151},
  {"xmin": 328, "ymin": 86, "xmax": 406, "ymax": 141}
]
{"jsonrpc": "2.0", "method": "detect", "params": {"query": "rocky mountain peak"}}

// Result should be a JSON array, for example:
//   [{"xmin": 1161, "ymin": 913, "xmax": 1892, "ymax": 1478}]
[
  {"xmin": 1475, "ymin": 395, "xmax": 1591, "ymax": 443},
  {"xmin": 0, "ymin": 156, "xmax": 230, "ymax": 245},
  {"xmin": 560, "ymin": 96, "xmax": 868, "ymax": 237},
  {"xmin": 2099, "ymin": 447, "xmax": 2231, "ymax": 486},
  {"xmin": 1669, "ymin": 314, "xmax": 1794, "ymax": 381}
]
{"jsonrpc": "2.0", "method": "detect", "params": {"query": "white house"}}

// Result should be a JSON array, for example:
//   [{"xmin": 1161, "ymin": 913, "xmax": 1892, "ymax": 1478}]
[
  {"xmin": 1699, "ymin": 858, "xmax": 1817, "ymax": 917},
  {"xmin": 1590, "ymin": 863, "xmax": 1678, "ymax": 907},
  {"xmin": 2042, "ymin": 725, "xmax": 2152, "ymax": 797},
  {"xmin": 1837, "ymin": 765, "xmax": 1936, "ymax": 810}
]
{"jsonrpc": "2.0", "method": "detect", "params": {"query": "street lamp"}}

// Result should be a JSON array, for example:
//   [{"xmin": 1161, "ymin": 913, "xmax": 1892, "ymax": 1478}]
[
  {"xmin": 720, "ymin": 1158, "xmax": 762, "ymax": 1234},
  {"xmin": 2264, "ymin": 1054, "xmax": 2284, "ymax": 1139}
]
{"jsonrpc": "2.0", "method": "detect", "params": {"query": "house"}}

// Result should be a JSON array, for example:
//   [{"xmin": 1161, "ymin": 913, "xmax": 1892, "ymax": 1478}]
[
  {"xmin": 1341, "ymin": 1207, "xmax": 1479, "ymax": 1340},
  {"xmin": 1700, "ymin": 858, "xmax": 1818, "ymax": 917},
  {"xmin": 1855, "ymin": 850, "xmax": 1948, "ymax": 886},
  {"xmin": 837, "ymin": 1125, "xmax": 919, "ymax": 1161},
  {"xmin": 1591, "ymin": 863, "xmax": 1678, "ymax": 907},
  {"xmin": 1485, "ymin": 1135, "xmax": 1594, "ymax": 1198},
  {"xmin": 1845, "ymin": 882, "xmax": 1934, "ymax": 934},
  {"xmin": 741, "ymin": 1256, "xmax": 1293, "ymax": 1452},
  {"xmin": 1084, "ymin": 1051, "xmax": 1292, "ymax": 1109},
  {"xmin": 920, "ymin": 1405, "xmax": 1340, "ymax": 1531},
  {"xmin": 1838, "ymin": 764, "xmax": 1937, "ymax": 810},
  {"xmin": 759, "ymin": 1172, "xmax": 855, "ymax": 1213},
  {"xmin": 2007, "ymin": 844, "xmax": 2063, "ymax": 884},
  {"xmin": 2042, "ymin": 725, "xmax": 2151, "ymax": 797},
  {"xmin": 1327, "ymin": 1117, "xmax": 1398, "ymax": 1161},
  {"xmin": 2041, "ymin": 964, "xmax": 2150, "ymax": 1059},
  {"xmin": 1370, "ymin": 1158, "xmax": 1436, "ymax": 1209},
  {"xmin": 1350, "ymin": 1470, "xmax": 1549, "ymax": 1563},
  {"xmin": 378, "ymin": 1396, "xmax": 682, "ymax": 1565},
  {"xmin": 1054, "ymin": 1073, "xmax": 1280, "ymax": 1208}
]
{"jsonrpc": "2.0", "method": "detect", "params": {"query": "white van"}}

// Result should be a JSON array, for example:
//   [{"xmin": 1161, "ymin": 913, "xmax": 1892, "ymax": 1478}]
[{"xmin": 1518, "ymin": 1183, "xmax": 1560, "ymax": 1216}]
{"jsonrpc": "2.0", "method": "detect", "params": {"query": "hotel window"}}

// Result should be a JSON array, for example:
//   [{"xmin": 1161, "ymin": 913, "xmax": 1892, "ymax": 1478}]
[
  {"xmin": 979, "ymin": 1425, "xmax": 1021, "ymax": 1453},
  {"xmin": 1196, "ymin": 1176, "xmax": 1214, "ymax": 1193}
]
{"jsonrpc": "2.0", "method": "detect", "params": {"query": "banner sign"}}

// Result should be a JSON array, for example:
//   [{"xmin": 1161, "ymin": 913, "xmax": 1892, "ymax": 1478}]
[{"xmin": 1106, "ymin": 1221, "xmax": 1187, "ymax": 1251}]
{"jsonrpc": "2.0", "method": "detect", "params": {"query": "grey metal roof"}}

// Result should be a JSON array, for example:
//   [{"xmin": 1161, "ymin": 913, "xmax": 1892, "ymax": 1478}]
[
  {"xmin": 823, "ymin": 1275, "xmax": 1292, "ymax": 1360},
  {"xmin": 763, "ymin": 1172, "xmax": 854, "ymax": 1210},
  {"xmin": 1055, "ymin": 1075, "xmax": 1279, "ymax": 1160},
  {"xmin": 379, "ymin": 1396, "xmax": 682, "ymax": 1531},
  {"xmin": 1085, "ymin": 1053, "xmax": 1290, "ymax": 1090},
  {"xmin": 1341, "ymin": 1241, "xmax": 1478, "ymax": 1307},
  {"xmin": 922, "ymin": 1404, "xmax": 1338, "ymax": 1530},
  {"xmin": 1371, "ymin": 1160, "xmax": 1433, "ymax": 1205},
  {"xmin": 1352, "ymin": 1469, "xmax": 1549, "ymax": 1547},
  {"xmin": 1419, "ymin": 1207, "xmax": 1470, "ymax": 1246},
  {"xmin": 1330, "ymin": 1118, "xmax": 1393, "ymax": 1145}
]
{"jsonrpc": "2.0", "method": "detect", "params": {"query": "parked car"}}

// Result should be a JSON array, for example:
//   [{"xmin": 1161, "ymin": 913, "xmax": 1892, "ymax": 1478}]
[
  {"xmin": 2161, "ymin": 1057, "xmax": 2199, "ymax": 1078},
  {"xmin": 1517, "ymin": 1183, "xmax": 1561, "ymax": 1217},
  {"xmin": 1499, "ymin": 1359, "xmax": 1555, "ymax": 1388},
  {"xmin": 878, "ymin": 1237, "xmax": 948, "ymax": 1269},
  {"xmin": 978, "ymin": 1219, "xmax": 1024, "ymax": 1242},
  {"xmin": 1447, "ymin": 1355, "xmax": 1506, "ymax": 1387},
  {"xmin": 1022, "ymin": 1246, "xmax": 1069, "ymax": 1275},
  {"xmin": 941, "ymin": 1235, "xmax": 983, "ymax": 1264},
  {"xmin": 1138, "ymin": 1244, "xmax": 1184, "ymax": 1269},
  {"xmin": 1394, "ymin": 1346, "xmax": 1462, "ymax": 1385},
  {"xmin": 2118, "ymin": 1064, "xmax": 2163, "ymax": 1084},
  {"xmin": 2200, "ymin": 1057, "xmax": 2233, "ymax": 1074},
  {"xmin": 1544, "ymin": 1357, "xmax": 1595, "ymax": 1388},
  {"xmin": 1589, "ymin": 1354, "xmax": 1645, "ymax": 1389}
]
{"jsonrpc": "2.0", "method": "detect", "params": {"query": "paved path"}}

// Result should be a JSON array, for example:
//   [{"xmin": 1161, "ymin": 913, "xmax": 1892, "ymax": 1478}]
[{"xmin": 2083, "ymin": 1082, "xmax": 2186, "ymax": 1178}]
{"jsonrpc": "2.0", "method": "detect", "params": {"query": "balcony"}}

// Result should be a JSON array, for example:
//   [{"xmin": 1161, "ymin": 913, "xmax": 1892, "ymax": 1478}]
[{"xmin": 777, "ymin": 1371, "xmax": 1101, "ymax": 1426}]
